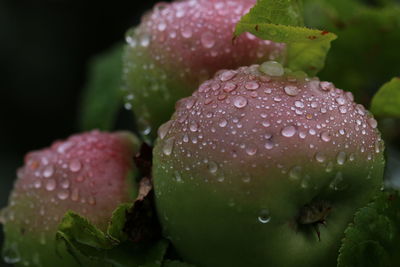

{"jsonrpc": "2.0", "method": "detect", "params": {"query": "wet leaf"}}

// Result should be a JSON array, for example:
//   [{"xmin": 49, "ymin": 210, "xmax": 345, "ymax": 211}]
[{"xmin": 235, "ymin": 0, "xmax": 337, "ymax": 76}]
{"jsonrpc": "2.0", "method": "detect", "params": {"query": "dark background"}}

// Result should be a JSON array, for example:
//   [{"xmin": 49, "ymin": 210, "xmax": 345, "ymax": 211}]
[{"xmin": 0, "ymin": 0, "xmax": 167, "ymax": 265}]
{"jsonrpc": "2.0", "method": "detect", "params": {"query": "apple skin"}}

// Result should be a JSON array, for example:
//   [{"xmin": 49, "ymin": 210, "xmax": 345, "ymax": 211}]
[
  {"xmin": 122, "ymin": 0, "xmax": 285, "ymax": 142},
  {"xmin": 0, "ymin": 130, "xmax": 140, "ymax": 267},
  {"xmin": 152, "ymin": 63, "xmax": 385, "ymax": 267}
]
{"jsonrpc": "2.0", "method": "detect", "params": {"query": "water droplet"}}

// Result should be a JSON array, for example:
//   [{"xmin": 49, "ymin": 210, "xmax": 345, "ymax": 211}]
[
  {"xmin": 245, "ymin": 81, "xmax": 260, "ymax": 90},
  {"xmin": 69, "ymin": 159, "xmax": 81, "ymax": 172},
  {"xmin": 162, "ymin": 137, "xmax": 175, "ymax": 156},
  {"xmin": 157, "ymin": 22, "xmax": 167, "ymax": 32},
  {"xmin": 189, "ymin": 121, "xmax": 199, "ymax": 132},
  {"xmin": 367, "ymin": 118, "xmax": 378, "ymax": 129},
  {"xmin": 264, "ymin": 140, "xmax": 274, "ymax": 150},
  {"xmin": 233, "ymin": 96, "xmax": 248, "ymax": 109},
  {"xmin": 242, "ymin": 175, "xmax": 251, "ymax": 183},
  {"xmin": 315, "ymin": 152, "xmax": 326, "ymax": 163},
  {"xmin": 217, "ymin": 176, "xmax": 225, "ymax": 182},
  {"xmin": 259, "ymin": 61, "xmax": 284, "ymax": 76},
  {"xmin": 57, "ymin": 190, "xmax": 70, "ymax": 200},
  {"xmin": 339, "ymin": 106, "xmax": 347, "ymax": 114},
  {"xmin": 320, "ymin": 131, "xmax": 331, "ymax": 142},
  {"xmin": 284, "ymin": 85, "xmax": 299, "ymax": 96},
  {"xmin": 330, "ymin": 172, "xmax": 346, "ymax": 190},
  {"xmin": 33, "ymin": 180, "xmax": 42, "ymax": 189},
  {"xmin": 175, "ymin": 171, "xmax": 182, "ymax": 183},
  {"xmin": 319, "ymin": 81, "xmax": 333, "ymax": 91},
  {"xmin": 218, "ymin": 118, "xmax": 228, "ymax": 127},
  {"xmin": 158, "ymin": 120, "xmax": 173, "ymax": 140},
  {"xmin": 289, "ymin": 166, "xmax": 302, "ymax": 181},
  {"xmin": 281, "ymin": 125, "xmax": 297, "ymax": 137},
  {"xmin": 200, "ymin": 31, "xmax": 215, "ymax": 48},
  {"xmin": 336, "ymin": 151, "xmax": 346, "ymax": 165},
  {"xmin": 294, "ymin": 100, "xmax": 304, "ymax": 108},
  {"xmin": 45, "ymin": 179, "xmax": 56, "ymax": 191},
  {"xmin": 258, "ymin": 209, "xmax": 271, "ymax": 224},
  {"xmin": 43, "ymin": 165, "xmax": 54, "ymax": 178},
  {"xmin": 223, "ymin": 82, "xmax": 237, "ymax": 93},
  {"xmin": 2, "ymin": 242, "xmax": 21, "ymax": 264},
  {"xmin": 220, "ymin": 70, "xmax": 237, "ymax": 81},
  {"xmin": 208, "ymin": 161, "xmax": 218, "ymax": 174},
  {"xmin": 60, "ymin": 179, "xmax": 70, "ymax": 189},
  {"xmin": 245, "ymin": 145, "xmax": 257, "ymax": 156},
  {"xmin": 262, "ymin": 121, "xmax": 271, "ymax": 128},
  {"xmin": 140, "ymin": 34, "xmax": 151, "ymax": 47},
  {"xmin": 336, "ymin": 97, "xmax": 347, "ymax": 105},
  {"xmin": 181, "ymin": 25, "xmax": 192, "ymax": 38}
]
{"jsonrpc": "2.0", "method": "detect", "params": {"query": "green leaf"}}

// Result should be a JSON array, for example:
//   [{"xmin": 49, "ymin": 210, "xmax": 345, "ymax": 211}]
[
  {"xmin": 337, "ymin": 190, "xmax": 400, "ymax": 267},
  {"xmin": 235, "ymin": 0, "xmax": 337, "ymax": 76},
  {"xmin": 107, "ymin": 203, "xmax": 132, "ymax": 242},
  {"xmin": 304, "ymin": 0, "xmax": 400, "ymax": 101},
  {"xmin": 162, "ymin": 260, "xmax": 196, "ymax": 267},
  {"xmin": 80, "ymin": 43, "xmax": 124, "ymax": 131},
  {"xmin": 57, "ymin": 210, "xmax": 169, "ymax": 267},
  {"xmin": 370, "ymin": 78, "xmax": 400, "ymax": 118},
  {"xmin": 58, "ymin": 211, "xmax": 115, "ymax": 250}
]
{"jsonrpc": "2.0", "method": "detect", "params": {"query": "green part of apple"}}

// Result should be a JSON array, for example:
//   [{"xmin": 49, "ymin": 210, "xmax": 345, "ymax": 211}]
[{"xmin": 152, "ymin": 62, "xmax": 385, "ymax": 267}]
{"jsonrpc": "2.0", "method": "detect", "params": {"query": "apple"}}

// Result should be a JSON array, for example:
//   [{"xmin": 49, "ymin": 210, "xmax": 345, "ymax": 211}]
[
  {"xmin": 122, "ymin": 0, "xmax": 285, "ymax": 142},
  {"xmin": 152, "ymin": 62, "xmax": 385, "ymax": 267}
]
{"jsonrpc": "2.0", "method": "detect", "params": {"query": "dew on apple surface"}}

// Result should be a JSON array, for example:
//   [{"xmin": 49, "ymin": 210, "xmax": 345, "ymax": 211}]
[
  {"xmin": 2, "ymin": 242, "xmax": 21, "ymax": 264},
  {"xmin": 257, "ymin": 209, "xmax": 271, "ymax": 224}
]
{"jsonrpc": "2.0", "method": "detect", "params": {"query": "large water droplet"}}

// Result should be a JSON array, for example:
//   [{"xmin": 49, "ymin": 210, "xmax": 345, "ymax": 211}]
[
  {"xmin": 140, "ymin": 34, "xmax": 151, "ymax": 47},
  {"xmin": 336, "ymin": 151, "xmax": 346, "ymax": 165},
  {"xmin": 2, "ymin": 242, "xmax": 21, "ymax": 264},
  {"xmin": 258, "ymin": 209, "xmax": 271, "ymax": 224},
  {"xmin": 245, "ymin": 81, "xmax": 260, "ymax": 90},
  {"xmin": 218, "ymin": 118, "xmax": 228, "ymax": 127},
  {"xmin": 162, "ymin": 137, "xmax": 175, "ymax": 156},
  {"xmin": 220, "ymin": 70, "xmax": 237, "ymax": 81},
  {"xmin": 158, "ymin": 120, "xmax": 173, "ymax": 140},
  {"xmin": 181, "ymin": 26, "xmax": 192, "ymax": 38},
  {"xmin": 281, "ymin": 125, "xmax": 297, "ymax": 137},
  {"xmin": 367, "ymin": 118, "xmax": 378, "ymax": 129},
  {"xmin": 43, "ymin": 165, "xmax": 54, "ymax": 178},
  {"xmin": 320, "ymin": 131, "xmax": 331, "ymax": 142},
  {"xmin": 57, "ymin": 190, "xmax": 70, "ymax": 200},
  {"xmin": 259, "ymin": 61, "xmax": 284, "ymax": 76},
  {"xmin": 223, "ymin": 82, "xmax": 237, "ymax": 93},
  {"xmin": 201, "ymin": 31, "xmax": 216, "ymax": 48},
  {"xmin": 245, "ymin": 145, "xmax": 257, "ymax": 156},
  {"xmin": 319, "ymin": 81, "xmax": 333, "ymax": 91},
  {"xmin": 284, "ymin": 85, "xmax": 299, "ymax": 96},
  {"xmin": 265, "ymin": 140, "xmax": 274, "ymax": 150},
  {"xmin": 45, "ymin": 179, "xmax": 56, "ymax": 191},
  {"xmin": 69, "ymin": 159, "xmax": 82, "ymax": 172},
  {"xmin": 315, "ymin": 152, "xmax": 326, "ymax": 163},
  {"xmin": 233, "ymin": 96, "xmax": 248, "ymax": 109}
]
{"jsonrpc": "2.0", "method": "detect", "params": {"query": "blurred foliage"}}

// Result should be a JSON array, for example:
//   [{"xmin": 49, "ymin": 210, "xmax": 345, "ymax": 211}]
[
  {"xmin": 80, "ymin": 44, "xmax": 124, "ymax": 131},
  {"xmin": 304, "ymin": 0, "xmax": 400, "ymax": 104},
  {"xmin": 371, "ymin": 78, "xmax": 400, "ymax": 118}
]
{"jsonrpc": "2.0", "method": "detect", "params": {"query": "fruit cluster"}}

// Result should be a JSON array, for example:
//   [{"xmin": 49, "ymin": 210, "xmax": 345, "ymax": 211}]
[{"xmin": 0, "ymin": 0, "xmax": 386, "ymax": 267}]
